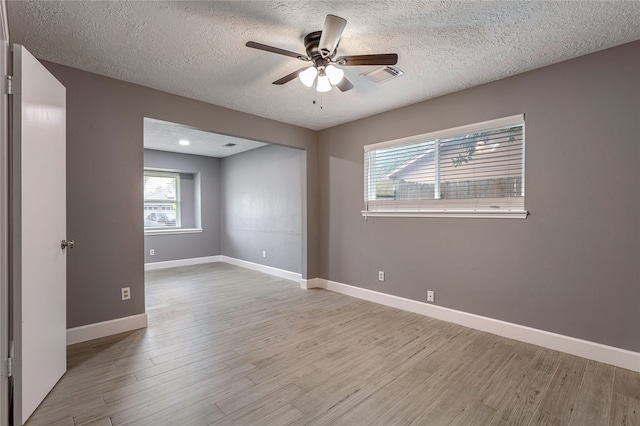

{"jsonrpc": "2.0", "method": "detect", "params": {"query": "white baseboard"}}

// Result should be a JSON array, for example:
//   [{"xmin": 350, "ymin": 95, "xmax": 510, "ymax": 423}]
[
  {"xmin": 145, "ymin": 255, "xmax": 222, "ymax": 271},
  {"xmin": 300, "ymin": 278, "xmax": 321, "ymax": 289},
  {"xmin": 67, "ymin": 313, "xmax": 148, "ymax": 345},
  {"xmin": 317, "ymin": 279, "xmax": 640, "ymax": 372},
  {"xmin": 220, "ymin": 256, "xmax": 302, "ymax": 283}
]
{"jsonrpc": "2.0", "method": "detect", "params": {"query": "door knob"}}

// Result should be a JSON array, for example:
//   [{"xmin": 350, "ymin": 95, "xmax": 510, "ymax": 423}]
[{"xmin": 61, "ymin": 239, "xmax": 74, "ymax": 250}]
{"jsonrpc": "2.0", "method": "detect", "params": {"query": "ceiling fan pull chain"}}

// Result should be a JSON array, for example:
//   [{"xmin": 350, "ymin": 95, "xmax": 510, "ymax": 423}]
[{"xmin": 313, "ymin": 96, "xmax": 324, "ymax": 109}]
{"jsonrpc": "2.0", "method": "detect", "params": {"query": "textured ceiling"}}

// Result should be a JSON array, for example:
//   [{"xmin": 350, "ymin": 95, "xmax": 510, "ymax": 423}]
[
  {"xmin": 7, "ymin": 1, "xmax": 640, "ymax": 131},
  {"xmin": 144, "ymin": 118, "xmax": 268, "ymax": 158}
]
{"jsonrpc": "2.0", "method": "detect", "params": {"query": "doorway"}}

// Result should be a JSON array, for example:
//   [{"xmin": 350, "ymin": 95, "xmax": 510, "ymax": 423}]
[{"xmin": 142, "ymin": 118, "xmax": 306, "ymax": 306}]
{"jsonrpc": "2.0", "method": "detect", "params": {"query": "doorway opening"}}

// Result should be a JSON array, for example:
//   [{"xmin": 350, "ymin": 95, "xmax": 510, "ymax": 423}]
[{"xmin": 142, "ymin": 118, "xmax": 305, "ymax": 309}]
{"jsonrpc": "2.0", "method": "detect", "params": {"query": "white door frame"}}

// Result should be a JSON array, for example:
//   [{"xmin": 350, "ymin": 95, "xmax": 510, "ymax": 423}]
[{"xmin": 0, "ymin": 0, "xmax": 10, "ymax": 425}]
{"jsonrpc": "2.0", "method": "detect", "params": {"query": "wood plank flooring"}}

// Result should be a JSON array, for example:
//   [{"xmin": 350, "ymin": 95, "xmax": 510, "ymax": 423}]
[{"xmin": 25, "ymin": 263, "xmax": 640, "ymax": 425}]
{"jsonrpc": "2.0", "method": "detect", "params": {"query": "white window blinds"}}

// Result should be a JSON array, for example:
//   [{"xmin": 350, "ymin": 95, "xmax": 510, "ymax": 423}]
[
  {"xmin": 143, "ymin": 171, "xmax": 181, "ymax": 228},
  {"xmin": 363, "ymin": 114, "xmax": 527, "ymax": 218}
]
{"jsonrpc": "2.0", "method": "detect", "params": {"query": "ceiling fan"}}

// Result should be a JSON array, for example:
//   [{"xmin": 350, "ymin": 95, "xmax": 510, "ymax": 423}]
[{"xmin": 246, "ymin": 14, "xmax": 398, "ymax": 93}]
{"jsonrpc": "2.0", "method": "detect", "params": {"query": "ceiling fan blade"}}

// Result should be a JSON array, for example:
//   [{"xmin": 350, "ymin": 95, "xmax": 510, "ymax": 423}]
[
  {"xmin": 272, "ymin": 67, "xmax": 311, "ymax": 85},
  {"xmin": 336, "ymin": 77, "xmax": 354, "ymax": 92},
  {"xmin": 246, "ymin": 41, "xmax": 310, "ymax": 61},
  {"xmin": 335, "ymin": 54, "xmax": 398, "ymax": 66},
  {"xmin": 318, "ymin": 15, "xmax": 347, "ymax": 58}
]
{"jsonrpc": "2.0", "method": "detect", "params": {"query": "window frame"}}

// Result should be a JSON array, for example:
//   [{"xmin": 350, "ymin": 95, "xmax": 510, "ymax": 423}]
[
  {"xmin": 143, "ymin": 169, "xmax": 182, "ymax": 230},
  {"xmin": 362, "ymin": 114, "xmax": 528, "ymax": 219}
]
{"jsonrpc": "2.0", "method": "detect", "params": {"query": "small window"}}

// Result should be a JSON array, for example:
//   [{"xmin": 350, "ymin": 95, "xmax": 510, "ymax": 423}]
[
  {"xmin": 363, "ymin": 114, "xmax": 527, "ymax": 218},
  {"xmin": 144, "ymin": 171, "xmax": 180, "ymax": 228}
]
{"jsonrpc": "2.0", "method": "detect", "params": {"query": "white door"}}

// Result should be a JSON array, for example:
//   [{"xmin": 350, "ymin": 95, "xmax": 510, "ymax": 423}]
[{"xmin": 11, "ymin": 44, "xmax": 67, "ymax": 425}]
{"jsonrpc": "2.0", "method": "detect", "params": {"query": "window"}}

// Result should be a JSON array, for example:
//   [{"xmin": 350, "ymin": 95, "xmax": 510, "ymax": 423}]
[
  {"xmin": 144, "ymin": 171, "xmax": 180, "ymax": 228},
  {"xmin": 363, "ymin": 114, "xmax": 527, "ymax": 218}
]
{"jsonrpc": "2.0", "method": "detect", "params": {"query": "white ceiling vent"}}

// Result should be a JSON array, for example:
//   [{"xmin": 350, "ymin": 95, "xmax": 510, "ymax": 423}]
[{"xmin": 361, "ymin": 66, "xmax": 404, "ymax": 84}]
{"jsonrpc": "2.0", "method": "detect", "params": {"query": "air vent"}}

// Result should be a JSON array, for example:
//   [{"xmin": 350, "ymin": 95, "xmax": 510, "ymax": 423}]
[
  {"xmin": 361, "ymin": 66, "xmax": 404, "ymax": 84},
  {"xmin": 223, "ymin": 143, "xmax": 236, "ymax": 147}
]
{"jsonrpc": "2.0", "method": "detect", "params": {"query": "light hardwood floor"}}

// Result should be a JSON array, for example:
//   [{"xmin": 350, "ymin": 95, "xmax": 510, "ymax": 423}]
[{"xmin": 25, "ymin": 263, "xmax": 640, "ymax": 426}]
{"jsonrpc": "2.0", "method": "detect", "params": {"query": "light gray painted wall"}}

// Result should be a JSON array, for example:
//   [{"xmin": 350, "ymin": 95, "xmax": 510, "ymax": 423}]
[
  {"xmin": 221, "ymin": 145, "xmax": 303, "ymax": 274},
  {"xmin": 317, "ymin": 41, "xmax": 640, "ymax": 352},
  {"xmin": 144, "ymin": 149, "xmax": 220, "ymax": 263},
  {"xmin": 42, "ymin": 61, "xmax": 317, "ymax": 328},
  {"xmin": 178, "ymin": 173, "xmax": 196, "ymax": 229}
]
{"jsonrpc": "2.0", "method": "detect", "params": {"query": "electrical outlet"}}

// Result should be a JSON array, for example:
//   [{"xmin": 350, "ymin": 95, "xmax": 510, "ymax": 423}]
[
  {"xmin": 149, "ymin": 249, "xmax": 155, "ymax": 256},
  {"xmin": 262, "ymin": 250, "xmax": 267, "ymax": 258},
  {"xmin": 378, "ymin": 271, "xmax": 385, "ymax": 281},
  {"xmin": 427, "ymin": 290, "xmax": 435, "ymax": 303},
  {"xmin": 121, "ymin": 287, "xmax": 131, "ymax": 301}
]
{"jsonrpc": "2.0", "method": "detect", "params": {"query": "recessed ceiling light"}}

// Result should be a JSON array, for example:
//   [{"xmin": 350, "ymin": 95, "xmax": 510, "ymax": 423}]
[
  {"xmin": 179, "ymin": 140, "xmax": 190, "ymax": 146},
  {"xmin": 223, "ymin": 143, "xmax": 236, "ymax": 147}
]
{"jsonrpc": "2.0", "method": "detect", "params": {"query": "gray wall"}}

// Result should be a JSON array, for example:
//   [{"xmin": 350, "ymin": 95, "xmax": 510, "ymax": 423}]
[
  {"xmin": 42, "ymin": 61, "xmax": 317, "ymax": 328},
  {"xmin": 144, "ymin": 149, "xmax": 221, "ymax": 263},
  {"xmin": 221, "ymin": 145, "xmax": 303, "ymax": 274},
  {"xmin": 178, "ymin": 173, "xmax": 196, "ymax": 229},
  {"xmin": 317, "ymin": 42, "xmax": 640, "ymax": 352}
]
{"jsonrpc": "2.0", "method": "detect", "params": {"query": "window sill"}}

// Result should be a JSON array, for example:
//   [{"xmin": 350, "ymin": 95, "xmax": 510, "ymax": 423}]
[
  {"xmin": 144, "ymin": 228, "xmax": 204, "ymax": 236},
  {"xmin": 361, "ymin": 210, "xmax": 529, "ymax": 219}
]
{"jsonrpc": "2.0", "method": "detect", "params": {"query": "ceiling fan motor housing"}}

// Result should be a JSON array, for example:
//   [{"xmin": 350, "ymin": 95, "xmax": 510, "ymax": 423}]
[{"xmin": 304, "ymin": 31, "xmax": 334, "ymax": 68}]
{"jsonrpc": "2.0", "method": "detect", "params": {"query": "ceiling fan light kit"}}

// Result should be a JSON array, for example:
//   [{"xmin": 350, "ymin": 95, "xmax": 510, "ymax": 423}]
[
  {"xmin": 299, "ymin": 66, "xmax": 318, "ymax": 87},
  {"xmin": 325, "ymin": 65, "xmax": 344, "ymax": 85},
  {"xmin": 316, "ymin": 71, "xmax": 332, "ymax": 92},
  {"xmin": 298, "ymin": 64, "xmax": 344, "ymax": 92},
  {"xmin": 246, "ymin": 14, "xmax": 398, "ymax": 93}
]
